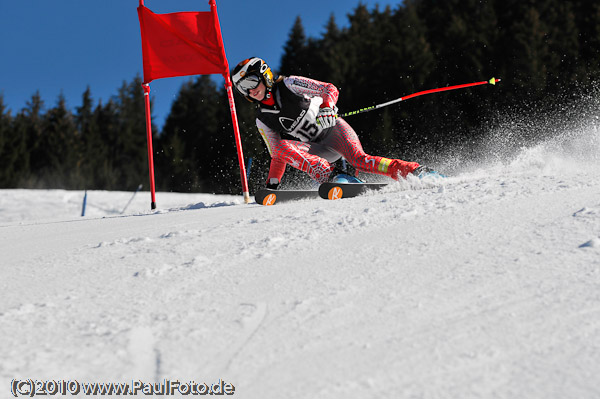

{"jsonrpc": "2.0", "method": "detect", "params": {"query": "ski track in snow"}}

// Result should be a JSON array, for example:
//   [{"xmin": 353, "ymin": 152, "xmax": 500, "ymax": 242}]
[{"xmin": 1, "ymin": 127, "xmax": 600, "ymax": 398}]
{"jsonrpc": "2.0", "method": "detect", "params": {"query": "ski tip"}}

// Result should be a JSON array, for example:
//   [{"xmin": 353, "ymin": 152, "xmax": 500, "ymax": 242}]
[
  {"xmin": 261, "ymin": 193, "xmax": 277, "ymax": 206},
  {"xmin": 489, "ymin": 77, "xmax": 501, "ymax": 85},
  {"xmin": 327, "ymin": 185, "xmax": 344, "ymax": 200}
]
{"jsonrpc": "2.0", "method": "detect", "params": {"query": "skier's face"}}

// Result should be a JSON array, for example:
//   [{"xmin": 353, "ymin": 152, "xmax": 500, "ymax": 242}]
[{"xmin": 248, "ymin": 81, "xmax": 266, "ymax": 101}]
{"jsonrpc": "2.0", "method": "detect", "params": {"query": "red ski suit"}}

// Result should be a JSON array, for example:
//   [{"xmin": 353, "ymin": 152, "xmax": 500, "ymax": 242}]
[{"xmin": 255, "ymin": 76, "xmax": 419, "ymax": 184}]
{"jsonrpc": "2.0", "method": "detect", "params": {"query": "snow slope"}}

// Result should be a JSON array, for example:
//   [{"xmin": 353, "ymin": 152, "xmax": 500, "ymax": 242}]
[{"xmin": 1, "ymin": 110, "xmax": 600, "ymax": 398}]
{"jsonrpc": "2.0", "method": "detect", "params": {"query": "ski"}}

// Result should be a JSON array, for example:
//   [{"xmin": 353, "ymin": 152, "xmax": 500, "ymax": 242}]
[
  {"xmin": 255, "ymin": 188, "xmax": 320, "ymax": 206},
  {"xmin": 256, "ymin": 182, "xmax": 388, "ymax": 205},
  {"xmin": 318, "ymin": 182, "xmax": 388, "ymax": 200}
]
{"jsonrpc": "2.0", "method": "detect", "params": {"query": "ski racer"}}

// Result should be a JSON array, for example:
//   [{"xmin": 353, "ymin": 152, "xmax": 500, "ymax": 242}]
[{"xmin": 231, "ymin": 57, "xmax": 432, "ymax": 189}]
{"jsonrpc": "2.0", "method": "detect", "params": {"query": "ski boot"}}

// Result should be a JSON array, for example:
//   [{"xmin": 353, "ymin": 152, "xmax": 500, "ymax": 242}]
[
  {"xmin": 328, "ymin": 165, "xmax": 364, "ymax": 183},
  {"xmin": 412, "ymin": 165, "xmax": 446, "ymax": 179},
  {"xmin": 331, "ymin": 173, "xmax": 364, "ymax": 183},
  {"xmin": 387, "ymin": 160, "xmax": 420, "ymax": 180}
]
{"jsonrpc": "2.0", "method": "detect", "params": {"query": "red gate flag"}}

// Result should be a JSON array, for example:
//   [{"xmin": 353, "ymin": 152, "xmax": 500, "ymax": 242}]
[
  {"xmin": 136, "ymin": 1, "xmax": 250, "ymax": 208},
  {"xmin": 137, "ymin": 5, "xmax": 227, "ymax": 83}
]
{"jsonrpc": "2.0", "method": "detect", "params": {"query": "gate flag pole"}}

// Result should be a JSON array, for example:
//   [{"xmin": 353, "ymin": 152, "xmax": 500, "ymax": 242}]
[
  {"xmin": 142, "ymin": 83, "xmax": 157, "ymax": 210},
  {"xmin": 209, "ymin": 0, "xmax": 250, "ymax": 203},
  {"xmin": 138, "ymin": 0, "xmax": 157, "ymax": 210},
  {"xmin": 137, "ymin": 0, "xmax": 250, "ymax": 207}
]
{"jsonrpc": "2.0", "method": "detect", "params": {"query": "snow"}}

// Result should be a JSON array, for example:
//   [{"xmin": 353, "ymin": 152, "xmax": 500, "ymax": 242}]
[{"xmin": 1, "ymin": 114, "xmax": 600, "ymax": 398}]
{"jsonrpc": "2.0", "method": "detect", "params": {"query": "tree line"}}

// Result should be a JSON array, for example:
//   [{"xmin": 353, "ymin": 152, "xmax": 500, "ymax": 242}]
[{"xmin": 1, "ymin": 0, "xmax": 598, "ymax": 194}]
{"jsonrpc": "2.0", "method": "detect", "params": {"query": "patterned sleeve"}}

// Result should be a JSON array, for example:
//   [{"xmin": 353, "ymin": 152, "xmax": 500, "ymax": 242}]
[
  {"xmin": 283, "ymin": 76, "xmax": 339, "ymax": 108},
  {"xmin": 256, "ymin": 118, "xmax": 287, "ymax": 182},
  {"xmin": 256, "ymin": 118, "xmax": 280, "ymax": 157}
]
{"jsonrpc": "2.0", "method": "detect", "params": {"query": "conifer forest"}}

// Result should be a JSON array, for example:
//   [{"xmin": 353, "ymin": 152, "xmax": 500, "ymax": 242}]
[{"xmin": 1, "ymin": 0, "xmax": 599, "ymax": 194}]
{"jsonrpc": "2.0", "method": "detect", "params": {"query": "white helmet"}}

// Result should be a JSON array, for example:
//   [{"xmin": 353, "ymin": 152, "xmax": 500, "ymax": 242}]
[{"xmin": 231, "ymin": 57, "xmax": 275, "ymax": 102}]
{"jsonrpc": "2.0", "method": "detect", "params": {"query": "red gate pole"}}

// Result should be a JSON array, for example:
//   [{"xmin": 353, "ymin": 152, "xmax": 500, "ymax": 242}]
[
  {"xmin": 142, "ymin": 83, "xmax": 157, "ymax": 210},
  {"xmin": 209, "ymin": 0, "xmax": 250, "ymax": 203},
  {"xmin": 138, "ymin": 0, "xmax": 157, "ymax": 209},
  {"xmin": 224, "ymin": 77, "xmax": 250, "ymax": 203}
]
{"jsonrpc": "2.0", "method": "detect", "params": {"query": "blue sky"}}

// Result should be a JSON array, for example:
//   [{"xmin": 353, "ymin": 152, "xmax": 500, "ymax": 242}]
[{"xmin": 0, "ymin": 0, "xmax": 402, "ymax": 130}]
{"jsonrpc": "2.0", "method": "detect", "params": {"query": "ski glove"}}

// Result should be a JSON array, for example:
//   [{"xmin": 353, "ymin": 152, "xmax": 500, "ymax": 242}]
[{"xmin": 316, "ymin": 105, "xmax": 338, "ymax": 129}]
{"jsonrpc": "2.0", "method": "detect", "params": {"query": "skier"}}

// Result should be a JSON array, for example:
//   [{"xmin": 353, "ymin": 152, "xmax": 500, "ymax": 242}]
[{"xmin": 231, "ymin": 57, "xmax": 432, "ymax": 189}]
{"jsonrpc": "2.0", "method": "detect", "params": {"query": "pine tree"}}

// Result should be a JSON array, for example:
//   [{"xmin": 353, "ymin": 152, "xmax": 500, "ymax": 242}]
[
  {"xmin": 0, "ymin": 97, "xmax": 9, "ymax": 156},
  {"xmin": 374, "ymin": 0, "xmax": 436, "ymax": 151},
  {"xmin": 342, "ymin": 4, "xmax": 374, "ymax": 101},
  {"xmin": 493, "ymin": 1, "xmax": 551, "ymax": 99},
  {"xmin": 113, "ymin": 76, "xmax": 153, "ymax": 190},
  {"xmin": 93, "ymin": 99, "xmax": 120, "ymax": 189},
  {"xmin": 544, "ymin": 1, "xmax": 580, "ymax": 91},
  {"xmin": 392, "ymin": 0, "xmax": 434, "ymax": 91},
  {"xmin": 313, "ymin": 14, "xmax": 345, "ymax": 85},
  {"xmin": 338, "ymin": 4, "xmax": 383, "ymax": 150},
  {"xmin": 570, "ymin": 0, "xmax": 600, "ymax": 80},
  {"xmin": 76, "ymin": 87, "xmax": 106, "ymax": 189},
  {"xmin": 76, "ymin": 88, "xmax": 94, "ymax": 141},
  {"xmin": 279, "ymin": 16, "xmax": 308, "ymax": 76},
  {"xmin": 158, "ymin": 76, "xmax": 224, "ymax": 192},
  {"xmin": 41, "ymin": 93, "xmax": 80, "ymax": 188},
  {"xmin": 0, "ymin": 96, "xmax": 16, "ymax": 187},
  {"xmin": 16, "ymin": 92, "xmax": 45, "ymax": 187}
]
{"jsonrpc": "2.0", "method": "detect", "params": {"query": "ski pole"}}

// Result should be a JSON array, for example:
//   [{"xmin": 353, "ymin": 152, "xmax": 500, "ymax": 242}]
[
  {"xmin": 340, "ymin": 77, "xmax": 500, "ymax": 118},
  {"xmin": 81, "ymin": 190, "xmax": 88, "ymax": 217},
  {"xmin": 246, "ymin": 157, "xmax": 253, "ymax": 180}
]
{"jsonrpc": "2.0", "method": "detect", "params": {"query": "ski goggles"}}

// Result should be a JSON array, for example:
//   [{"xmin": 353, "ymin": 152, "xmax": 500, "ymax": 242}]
[{"xmin": 236, "ymin": 74, "xmax": 261, "ymax": 95}]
